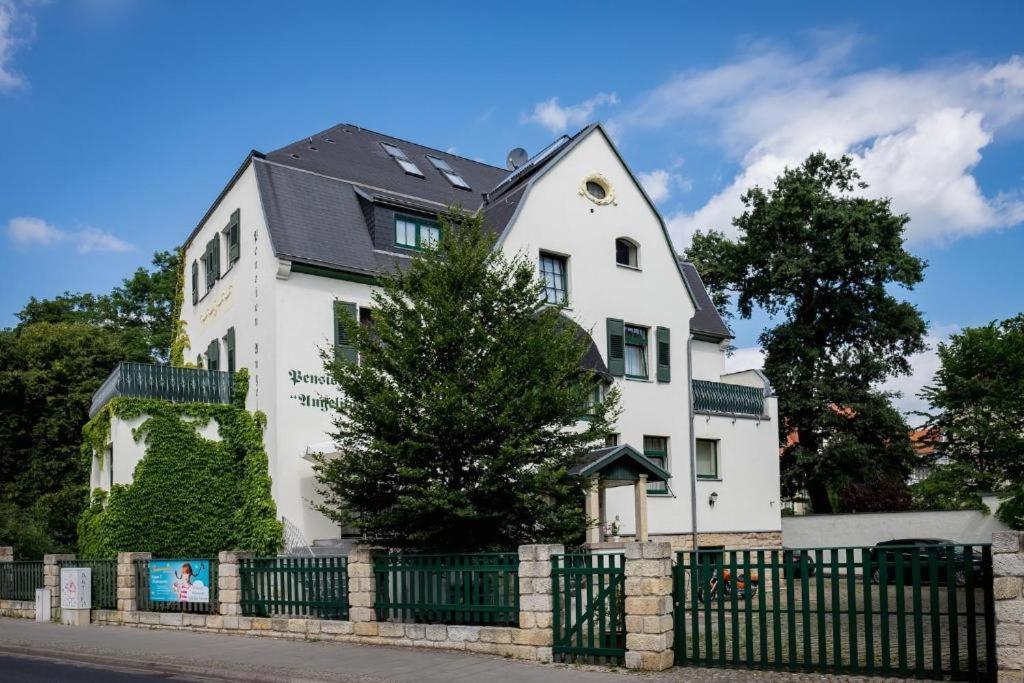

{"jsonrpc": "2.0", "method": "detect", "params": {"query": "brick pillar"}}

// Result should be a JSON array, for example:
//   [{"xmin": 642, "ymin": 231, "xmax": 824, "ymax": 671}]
[
  {"xmin": 117, "ymin": 552, "xmax": 151, "ymax": 613},
  {"xmin": 44, "ymin": 553, "xmax": 76, "ymax": 621},
  {"xmin": 0, "ymin": 547, "xmax": 12, "ymax": 563},
  {"xmin": 348, "ymin": 545, "xmax": 381, "ymax": 636},
  {"xmin": 517, "ymin": 543, "xmax": 562, "ymax": 662},
  {"xmin": 993, "ymin": 531, "xmax": 1024, "ymax": 680},
  {"xmin": 623, "ymin": 541, "xmax": 674, "ymax": 671},
  {"xmin": 218, "ymin": 550, "xmax": 253, "ymax": 616}
]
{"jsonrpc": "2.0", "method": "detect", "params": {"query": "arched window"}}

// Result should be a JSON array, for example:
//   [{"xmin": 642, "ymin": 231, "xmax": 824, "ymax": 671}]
[{"xmin": 615, "ymin": 238, "xmax": 638, "ymax": 268}]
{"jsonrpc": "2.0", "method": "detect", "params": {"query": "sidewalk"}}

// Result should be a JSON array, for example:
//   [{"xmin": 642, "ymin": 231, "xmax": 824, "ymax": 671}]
[{"xmin": 0, "ymin": 618, "xmax": 926, "ymax": 682}]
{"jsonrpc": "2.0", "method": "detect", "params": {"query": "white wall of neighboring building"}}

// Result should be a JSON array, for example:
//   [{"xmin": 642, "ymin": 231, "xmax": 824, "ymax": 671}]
[
  {"xmin": 691, "ymin": 340, "xmax": 727, "ymax": 381},
  {"xmin": 782, "ymin": 506, "xmax": 1009, "ymax": 547}
]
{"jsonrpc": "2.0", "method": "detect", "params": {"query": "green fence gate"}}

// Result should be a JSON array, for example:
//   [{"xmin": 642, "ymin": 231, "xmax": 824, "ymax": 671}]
[
  {"xmin": 673, "ymin": 545, "xmax": 996, "ymax": 681},
  {"xmin": 551, "ymin": 552, "xmax": 626, "ymax": 664}
]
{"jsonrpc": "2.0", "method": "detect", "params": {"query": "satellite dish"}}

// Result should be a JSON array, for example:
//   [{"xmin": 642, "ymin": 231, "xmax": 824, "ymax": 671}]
[{"xmin": 506, "ymin": 147, "xmax": 529, "ymax": 171}]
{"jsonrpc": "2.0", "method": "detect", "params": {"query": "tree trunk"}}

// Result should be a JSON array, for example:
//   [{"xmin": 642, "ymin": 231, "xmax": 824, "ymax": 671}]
[{"xmin": 806, "ymin": 479, "xmax": 833, "ymax": 514}]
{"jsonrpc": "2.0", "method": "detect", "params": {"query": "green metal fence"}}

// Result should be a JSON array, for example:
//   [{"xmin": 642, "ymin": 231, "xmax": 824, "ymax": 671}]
[
  {"xmin": 135, "ymin": 558, "xmax": 219, "ymax": 613},
  {"xmin": 691, "ymin": 379, "xmax": 766, "ymax": 416},
  {"xmin": 374, "ymin": 553, "xmax": 519, "ymax": 625},
  {"xmin": 58, "ymin": 559, "xmax": 118, "ymax": 609},
  {"xmin": 240, "ymin": 556, "xmax": 348, "ymax": 620},
  {"xmin": 0, "ymin": 561, "xmax": 44, "ymax": 601},
  {"xmin": 90, "ymin": 362, "xmax": 234, "ymax": 417},
  {"xmin": 673, "ymin": 545, "xmax": 995, "ymax": 681},
  {"xmin": 551, "ymin": 552, "xmax": 626, "ymax": 665}
]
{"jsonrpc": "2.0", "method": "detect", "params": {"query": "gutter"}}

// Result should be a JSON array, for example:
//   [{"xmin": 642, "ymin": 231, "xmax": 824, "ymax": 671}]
[{"xmin": 687, "ymin": 333, "xmax": 699, "ymax": 555}]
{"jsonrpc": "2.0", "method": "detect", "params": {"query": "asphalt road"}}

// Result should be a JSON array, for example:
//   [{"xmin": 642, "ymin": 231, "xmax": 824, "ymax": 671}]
[{"xmin": 0, "ymin": 653, "xmax": 201, "ymax": 681}]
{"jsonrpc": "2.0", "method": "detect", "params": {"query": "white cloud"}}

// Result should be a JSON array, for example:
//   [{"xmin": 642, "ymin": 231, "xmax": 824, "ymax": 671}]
[
  {"xmin": 521, "ymin": 92, "xmax": 619, "ymax": 134},
  {"xmin": 615, "ymin": 41, "xmax": 1024, "ymax": 247},
  {"xmin": 724, "ymin": 346, "xmax": 766, "ymax": 375},
  {"xmin": 0, "ymin": 0, "xmax": 36, "ymax": 93},
  {"xmin": 638, "ymin": 170, "xmax": 674, "ymax": 203},
  {"xmin": 6, "ymin": 216, "xmax": 134, "ymax": 253}
]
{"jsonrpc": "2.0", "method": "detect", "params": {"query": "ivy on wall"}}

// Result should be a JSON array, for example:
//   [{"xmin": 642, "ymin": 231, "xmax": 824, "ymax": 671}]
[
  {"xmin": 78, "ymin": 368, "xmax": 282, "ymax": 558},
  {"xmin": 169, "ymin": 246, "xmax": 193, "ymax": 368}
]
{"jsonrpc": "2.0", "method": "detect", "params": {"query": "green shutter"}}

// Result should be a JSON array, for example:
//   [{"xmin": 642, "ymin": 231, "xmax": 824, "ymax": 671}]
[
  {"xmin": 334, "ymin": 300, "xmax": 358, "ymax": 363},
  {"xmin": 204, "ymin": 239, "xmax": 215, "ymax": 291},
  {"xmin": 225, "ymin": 327, "xmax": 236, "ymax": 373},
  {"xmin": 191, "ymin": 260, "xmax": 198, "ymax": 305},
  {"xmin": 606, "ymin": 318, "xmax": 625, "ymax": 377},
  {"xmin": 228, "ymin": 210, "xmax": 240, "ymax": 263},
  {"xmin": 207, "ymin": 339, "xmax": 220, "ymax": 371},
  {"xmin": 212, "ymin": 232, "xmax": 221, "ymax": 279},
  {"xmin": 656, "ymin": 326, "xmax": 671, "ymax": 382}
]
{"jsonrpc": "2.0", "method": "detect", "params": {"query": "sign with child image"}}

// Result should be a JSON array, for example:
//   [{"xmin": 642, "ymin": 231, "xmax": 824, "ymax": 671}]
[{"xmin": 148, "ymin": 559, "xmax": 211, "ymax": 603}]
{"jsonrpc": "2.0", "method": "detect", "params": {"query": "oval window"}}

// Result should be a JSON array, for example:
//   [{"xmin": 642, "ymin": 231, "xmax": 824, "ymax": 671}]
[{"xmin": 585, "ymin": 180, "xmax": 607, "ymax": 200}]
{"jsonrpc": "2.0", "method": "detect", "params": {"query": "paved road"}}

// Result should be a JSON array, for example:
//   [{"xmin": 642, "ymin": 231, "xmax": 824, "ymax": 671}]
[
  {"xmin": 1, "ymin": 653, "xmax": 195, "ymax": 682},
  {"xmin": 0, "ymin": 618, "xmax": 932, "ymax": 682}
]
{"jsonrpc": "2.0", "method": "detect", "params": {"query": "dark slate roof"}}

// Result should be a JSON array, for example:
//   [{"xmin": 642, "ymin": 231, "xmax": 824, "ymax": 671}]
[
  {"xmin": 567, "ymin": 444, "xmax": 670, "ymax": 482},
  {"xmin": 266, "ymin": 123, "xmax": 509, "ymax": 211},
  {"xmin": 556, "ymin": 313, "xmax": 610, "ymax": 380},
  {"xmin": 678, "ymin": 258, "xmax": 733, "ymax": 340}
]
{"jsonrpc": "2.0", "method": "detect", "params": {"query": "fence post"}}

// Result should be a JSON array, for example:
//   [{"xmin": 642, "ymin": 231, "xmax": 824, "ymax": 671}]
[
  {"xmin": 517, "ymin": 543, "xmax": 562, "ymax": 662},
  {"xmin": 117, "ymin": 552, "xmax": 151, "ymax": 614},
  {"xmin": 623, "ymin": 541, "xmax": 674, "ymax": 671},
  {"xmin": 218, "ymin": 550, "xmax": 253, "ymax": 617},
  {"xmin": 348, "ymin": 545, "xmax": 381, "ymax": 636},
  {"xmin": 993, "ymin": 531, "xmax": 1024, "ymax": 681},
  {"xmin": 43, "ymin": 553, "xmax": 75, "ymax": 621}
]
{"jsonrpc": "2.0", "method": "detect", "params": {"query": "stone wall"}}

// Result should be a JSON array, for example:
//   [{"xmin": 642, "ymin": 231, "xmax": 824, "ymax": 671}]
[
  {"xmin": 648, "ymin": 530, "xmax": 783, "ymax": 550},
  {"xmin": 0, "ymin": 599, "xmax": 35, "ymax": 619},
  {"xmin": 994, "ymin": 530, "xmax": 1024, "ymax": 681}
]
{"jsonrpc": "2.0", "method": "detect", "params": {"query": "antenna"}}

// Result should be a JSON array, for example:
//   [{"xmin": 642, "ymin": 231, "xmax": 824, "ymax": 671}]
[{"xmin": 506, "ymin": 147, "xmax": 528, "ymax": 171}]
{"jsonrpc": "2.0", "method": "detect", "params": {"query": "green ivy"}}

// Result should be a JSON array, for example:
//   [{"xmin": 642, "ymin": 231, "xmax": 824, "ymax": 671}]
[
  {"xmin": 77, "ymin": 368, "xmax": 282, "ymax": 558},
  {"xmin": 169, "ymin": 245, "xmax": 192, "ymax": 368}
]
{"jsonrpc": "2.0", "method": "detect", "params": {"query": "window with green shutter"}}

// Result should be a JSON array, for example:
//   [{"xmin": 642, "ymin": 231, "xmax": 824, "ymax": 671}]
[
  {"xmin": 643, "ymin": 436, "xmax": 669, "ymax": 494},
  {"xmin": 211, "ymin": 232, "xmax": 221, "ymax": 280},
  {"xmin": 207, "ymin": 339, "xmax": 220, "ymax": 371},
  {"xmin": 225, "ymin": 327, "xmax": 236, "ymax": 373},
  {"xmin": 624, "ymin": 325, "xmax": 649, "ymax": 379},
  {"xmin": 606, "ymin": 318, "xmax": 625, "ymax": 376},
  {"xmin": 191, "ymin": 260, "xmax": 198, "ymax": 305},
  {"xmin": 227, "ymin": 210, "xmax": 240, "ymax": 264},
  {"xmin": 656, "ymin": 326, "xmax": 670, "ymax": 382},
  {"xmin": 334, "ymin": 300, "xmax": 358, "ymax": 363}
]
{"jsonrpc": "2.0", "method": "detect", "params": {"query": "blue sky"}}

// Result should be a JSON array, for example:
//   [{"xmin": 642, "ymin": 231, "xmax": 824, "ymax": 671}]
[{"xmin": 1, "ymin": 1, "xmax": 1022, "ymax": 416}]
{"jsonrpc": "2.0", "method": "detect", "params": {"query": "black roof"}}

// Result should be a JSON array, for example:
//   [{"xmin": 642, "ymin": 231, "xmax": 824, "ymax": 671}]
[
  {"xmin": 567, "ymin": 444, "xmax": 671, "ymax": 482},
  {"xmin": 230, "ymin": 122, "xmax": 732, "ymax": 342}
]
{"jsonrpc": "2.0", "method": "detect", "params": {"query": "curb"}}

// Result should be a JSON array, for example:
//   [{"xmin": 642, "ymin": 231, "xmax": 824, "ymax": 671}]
[{"xmin": 0, "ymin": 643, "xmax": 325, "ymax": 683}]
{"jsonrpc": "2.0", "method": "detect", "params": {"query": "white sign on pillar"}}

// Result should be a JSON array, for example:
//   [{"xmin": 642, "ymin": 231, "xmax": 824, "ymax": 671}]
[{"xmin": 60, "ymin": 567, "xmax": 91, "ymax": 610}]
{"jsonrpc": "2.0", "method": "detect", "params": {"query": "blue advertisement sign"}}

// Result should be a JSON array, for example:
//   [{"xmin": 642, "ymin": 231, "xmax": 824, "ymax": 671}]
[{"xmin": 148, "ymin": 559, "xmax": 211, "ymax": 603}]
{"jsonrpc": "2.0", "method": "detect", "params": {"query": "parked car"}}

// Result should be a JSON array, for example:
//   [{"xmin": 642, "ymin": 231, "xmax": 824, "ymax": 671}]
[
  {"xmin": 781, "ymin": 549, "xmax": 816, "ymax": 579},
  {"xmin": 868, "ymin": 539, "xmax": 982, "ymax": 587}
]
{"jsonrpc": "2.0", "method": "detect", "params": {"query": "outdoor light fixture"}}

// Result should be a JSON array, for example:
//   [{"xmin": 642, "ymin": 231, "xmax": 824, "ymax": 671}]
[{"xmin": 709, "ymin": 492, "xmax": 718, "ymax": 507}]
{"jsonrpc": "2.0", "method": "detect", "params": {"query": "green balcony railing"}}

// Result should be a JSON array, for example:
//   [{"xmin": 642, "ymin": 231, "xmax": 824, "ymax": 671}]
[
  {"xmin": 90, "ymin": 362, "xmax": 233, "ymax": 417},
  {"xmin": 692, "ymin": 380, "xmax": 766, "ymax": 417}
]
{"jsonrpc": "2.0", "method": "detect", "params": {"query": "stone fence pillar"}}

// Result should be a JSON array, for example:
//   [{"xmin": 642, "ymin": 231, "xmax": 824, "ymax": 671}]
[
  {"xmin": 348, "ymin": 545, "xmax": 381, "ymax": 636},
  {"xmin": 0, "ymin": 547, "xmax": 12, "ymax": 563},
  {"xmin": 994, "ymin": 531, "xmax": 1024, "ymax": 681},
  {"xmin": 517, "ymin": 543, "xmax": 562, "ymax": 662},
  {"xmin": 44, "ymin": 553, "xmax": 75, "ymax": 621},
  {"xmin": 218, "ymin": 551, "xmax": 253, "ymax": 616},
  {"xmin": 623, "ymin": 541, "xmax": 674, "ymax": 671},
  {"xmin": 117, "ymin": 552, "xmax": 151, "ymax": 613}
]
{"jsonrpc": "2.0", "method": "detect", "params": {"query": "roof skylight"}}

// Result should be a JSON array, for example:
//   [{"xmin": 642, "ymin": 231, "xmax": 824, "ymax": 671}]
[
  {"xmin": 428, "ymin": 156, "xmax": 471, "ymax": 190},
  {"xmin": 380, "ymin": 142, "xmax": 424, "ymax": 177}
]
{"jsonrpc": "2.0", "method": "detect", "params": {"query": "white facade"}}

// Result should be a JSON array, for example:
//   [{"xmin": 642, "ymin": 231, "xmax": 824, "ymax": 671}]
[{"xmin": 91, "ymin": 124, "xmax": 781, "ymax": 546}]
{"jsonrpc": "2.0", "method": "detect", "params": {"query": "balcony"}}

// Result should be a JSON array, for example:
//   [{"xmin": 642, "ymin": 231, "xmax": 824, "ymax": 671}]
[
  {"xmin": 692, "ymin": 379, "xmax": 767, "ymax": 417},
  {"xmin": 90, "ymin": 362, "xmax": 234, "ymax": 418}
]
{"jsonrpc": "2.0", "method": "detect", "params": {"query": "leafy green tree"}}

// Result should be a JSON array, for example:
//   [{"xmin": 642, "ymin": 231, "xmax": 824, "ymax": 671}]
[
  {"xmin": 687, "ymin": 153, "xmax": 927, "ymax": 512},
  {"xmin": 920, "ymin": 314, "xmax": 1024, "ymax": 526},
  {"xmin": 313, "ymin": 210, "xmax": 619, "ymax": 551},
  {"xmin": 910, "ymin": 462, "xmax": 996, "ymax": 512}
]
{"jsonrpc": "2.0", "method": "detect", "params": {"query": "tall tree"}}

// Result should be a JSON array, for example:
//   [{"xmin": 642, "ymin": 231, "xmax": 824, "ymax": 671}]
[
  {"xmin": 687, "ymin": 153, "xmax": 927, "ymax": 513},
  {"xmin": 313, "ymin": 210, "xmax": 618, "ymax": 550},
  {"xmin": 919, "ymin": 314, "xmax": 1024, "ymax": 526}
]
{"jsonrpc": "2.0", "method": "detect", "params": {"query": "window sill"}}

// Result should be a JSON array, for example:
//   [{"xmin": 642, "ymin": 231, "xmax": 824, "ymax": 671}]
[
  {"xmin": 624, "ymin": 376, "xmax": 652, "ymax": 383},
  {"xmin": 616, "ymin": 263, "xmax": 642, "ymax": 272},
  {"xmin": 647, "ymin": 491, "xmax": 672, "ymax": 497},
  {"xmin": 696, "ymin": 477, "xmax": 722, "ymax": 482}
]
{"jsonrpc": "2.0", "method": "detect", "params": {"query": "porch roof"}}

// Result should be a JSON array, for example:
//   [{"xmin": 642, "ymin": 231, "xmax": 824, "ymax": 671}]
[{"xmin": 568, "ymin": 444, "xmax": 670, "ymax": 485}]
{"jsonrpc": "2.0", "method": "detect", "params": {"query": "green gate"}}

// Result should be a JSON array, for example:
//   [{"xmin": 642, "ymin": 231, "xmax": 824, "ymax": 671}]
[
  {"xmin": 673, "ymin": 545, "xmax": 996, "ymax": 681},
  {"xmin": 551, "ymin": 552, "xmax": 625, "ymax": 664}
]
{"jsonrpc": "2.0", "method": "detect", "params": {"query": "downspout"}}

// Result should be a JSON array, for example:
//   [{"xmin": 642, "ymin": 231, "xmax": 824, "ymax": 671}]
[{"xmin": 687, "ymin": 333, "xmax": 699, "ymax": 555}]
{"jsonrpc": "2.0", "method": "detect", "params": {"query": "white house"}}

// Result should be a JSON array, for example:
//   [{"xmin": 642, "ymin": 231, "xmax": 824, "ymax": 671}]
[{"xmin": 89, "ymin": 122, "xmax": 782, "ymax": 551}]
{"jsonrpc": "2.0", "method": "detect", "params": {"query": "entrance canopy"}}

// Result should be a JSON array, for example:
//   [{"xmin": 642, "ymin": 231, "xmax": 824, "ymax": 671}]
[{"xmin": 569, "ymin": 444, "xmax": 670, "ymax": 544}]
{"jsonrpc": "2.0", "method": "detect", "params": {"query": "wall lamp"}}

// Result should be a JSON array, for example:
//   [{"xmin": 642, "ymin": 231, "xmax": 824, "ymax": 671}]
[{"xmin": 708, "ymin": 491, "xmax": 718, "ymax": 507}]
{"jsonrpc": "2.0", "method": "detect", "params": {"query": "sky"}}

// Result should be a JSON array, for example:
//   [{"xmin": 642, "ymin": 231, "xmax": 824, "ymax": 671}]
[{"xmin": 1, "ymin": 1, "xmax": 1022, "ymax": 421}]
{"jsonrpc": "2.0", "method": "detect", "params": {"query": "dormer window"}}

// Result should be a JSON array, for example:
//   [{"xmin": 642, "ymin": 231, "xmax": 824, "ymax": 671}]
[
  {"xmin": 615, "ymin": 238, "xmax": 638, "ymax": 268},
  {"xmin": 427, "ymin": 156, "xmax": 471, "ymax": 190},
  {"xmin": 395, "ymin": 215, "xmax": 440, "ymax": 250},
  {"xmin": 380, "ymin": 142, "xmax": 424, "ymax": 177}
]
